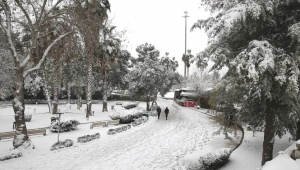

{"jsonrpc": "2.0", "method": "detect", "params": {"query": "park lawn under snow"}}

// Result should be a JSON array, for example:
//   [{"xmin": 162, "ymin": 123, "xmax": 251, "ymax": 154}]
[{"xmin": 0, "ymin": 99, "xmax": 298, "ymax": 170}]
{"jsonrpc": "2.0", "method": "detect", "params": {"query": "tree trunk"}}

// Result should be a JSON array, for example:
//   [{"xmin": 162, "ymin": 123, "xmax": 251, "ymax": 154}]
[
  {"xmin": 86, "ymin": 54, "xmax": 93, "ymax": 116},
  {"xmin": 146, "ymin": 95, "xmax": 150, "ymax": 111},
  {"xmin": 13, "ymin": 69, "xmax": 33, "ymax": 149},
  {"xmin": 52, "ymin": 62, "xmax": 59, "ymax": 114},
  {"xmin": 296, "ymin": 121, "xmax": 300, "ymax": 141},
  {"xmin": 41, "ymin": 69, "xmax": 52, "ymax": 114},
  {"xmin": 261, "ymin": 99, "xmax": 276, "ymax": 166},
  {"xmin": 67, "ymin": 83, "xmax": 71, "ymax": 104},
  {"xmin": 102, "ymin": 70, "xmax": 108, "ymax": 112},
  {"xmin": 187, "ymin": 66, "xmax": 189, "ymax": 78},
  {"xmin": 184, "ymin": 64, "xmax": 186, "ymax": 78}
]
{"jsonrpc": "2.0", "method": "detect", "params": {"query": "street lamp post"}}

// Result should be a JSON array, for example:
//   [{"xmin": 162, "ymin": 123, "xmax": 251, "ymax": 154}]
[{"xmin": 183, "ymin": 11, "xmax": 189, "ymax": 78}]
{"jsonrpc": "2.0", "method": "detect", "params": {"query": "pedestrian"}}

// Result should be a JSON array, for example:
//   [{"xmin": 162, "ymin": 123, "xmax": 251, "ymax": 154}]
[
  {"xmin": 165, "ymin": 107, "xmax": 169, "ymax": 120},
  {"xmin": 156, "ymin": 106, "xmax": 161, "ymax": 119}
]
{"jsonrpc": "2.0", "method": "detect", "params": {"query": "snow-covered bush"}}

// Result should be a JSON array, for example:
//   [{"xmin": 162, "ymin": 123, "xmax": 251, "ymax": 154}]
[
  {"xmin": 109, "ymin": 107, "xmax": 144, "ymax": 124},
  {"xmin": 0, "ymin": 149, "xmax": 22, "ymax": 161},
  {"xmin": 50, "ymin": 139, "xmax": 74, "ymax": 151},
  {"xmin": 122, "ymin": 101, "xmax": 139, "ymax": 109},
  {"xmin": 24, "ymin": 115, "xmax": 32, "ymax": 122},
  {"xmin": 77, "ymin": 133, "xmax": 100, "ymax": 143},
  {"xmin": 131, "ymin": 116, "xmax": 148, "ymax": 127},
  {"xmin": 50, "ymin": 120, "xmax": 80, "ymax": 132},
  {"xmin": 198, "ymin": 148, "xmax": 232, "ymax": 170},
  {"xmin": 107, "ymin": 129, "xmax": 116, "ymax": 135},
  {"xmin": 107, "ymin": 125, "xmax": 131, "ymax": 135}
]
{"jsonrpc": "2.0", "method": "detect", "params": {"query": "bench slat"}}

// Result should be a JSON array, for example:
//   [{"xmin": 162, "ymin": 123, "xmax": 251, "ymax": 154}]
[
  {"xmin": 0, "ymin": 128, "xmax": 46, "ymax": 140},
  {"xmin": 108, "ymin": 119, "xmax": 120, "ymax": 125}
]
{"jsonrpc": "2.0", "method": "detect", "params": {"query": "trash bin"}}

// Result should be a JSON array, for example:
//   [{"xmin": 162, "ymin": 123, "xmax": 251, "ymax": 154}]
[
  {"xmin": 51, "ymin": 117, "xmax": 56, "ymax": 123},
  {"xmin": 142, "ymin": 113, "xmax": 149, "ymax": 120}
]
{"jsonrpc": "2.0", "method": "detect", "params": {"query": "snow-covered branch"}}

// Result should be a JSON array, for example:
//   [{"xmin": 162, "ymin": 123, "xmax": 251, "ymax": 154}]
[
  {"xmin": 20, "ymin": 53, "xmax": 31, "ymax": 68},
  {"xmin": 15, "ymin": 0, "xmax": 35, "ymax": 33},
  {"xmin": 23, "ymin": 31, "xmax": 74, "ymax": 78},
  {"xmin": 1, "ymin": 1, "xmax": 19, "ymax": 64},
  {"xmin": 43, "ymin": 0, "xmax": 64, "ymax": 19}
]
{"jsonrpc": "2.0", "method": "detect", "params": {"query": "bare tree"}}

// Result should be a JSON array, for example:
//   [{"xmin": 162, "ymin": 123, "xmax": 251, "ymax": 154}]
[{"xmin": 0, "ymin": 0, "xmax": 72, "ymax": 149}]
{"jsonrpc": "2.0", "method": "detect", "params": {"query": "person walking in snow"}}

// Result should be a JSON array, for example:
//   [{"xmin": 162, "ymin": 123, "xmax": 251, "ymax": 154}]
[
  {"xmin": 156, "ymin": 106, "xmax": 161, "ymax": 119},
  {"xmin": 164, "ymin": 107, "xmax": 169, "ymax": 120}
]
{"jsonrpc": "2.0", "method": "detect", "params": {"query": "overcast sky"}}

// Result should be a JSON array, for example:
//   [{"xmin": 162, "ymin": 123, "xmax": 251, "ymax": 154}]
[{"xmin": 108, "ymin": 0, "xmax": 211, "ymax": 76}]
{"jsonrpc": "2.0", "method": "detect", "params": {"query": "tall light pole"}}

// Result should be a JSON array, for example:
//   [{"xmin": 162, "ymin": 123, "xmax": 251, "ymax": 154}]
[{"xmin": 183, "ymin": 11, "xmax": 189, "ymax": 78}]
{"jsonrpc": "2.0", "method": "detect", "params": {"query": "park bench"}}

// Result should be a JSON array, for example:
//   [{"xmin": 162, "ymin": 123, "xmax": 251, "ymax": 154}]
[
  {"xmin": 90, "ymin": 121, "xmax": 108, "ymax": 129},
  {"xmin": 0, "ymin": 128, "xmax": 46, "ymax": 140},
  {"xmin": 90, "ymin": 119, "xmax": 120, "ymax": 129},
  {"xmin": 107, "ymin": 119, "xmax": 120, "ymax": 126}
]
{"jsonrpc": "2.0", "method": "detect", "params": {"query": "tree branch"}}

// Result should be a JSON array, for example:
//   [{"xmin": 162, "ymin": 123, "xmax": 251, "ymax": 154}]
[
  {"xmin": 43, "ymin": 0, "xmax": 63, "ymax": 19},
  {"xmin": 20, "ymin": 53, "xmax": 31, "ymax": 68},
  {"xmin": 2, "ymin": 0, "xmax": 19, "ymax": 64},
  {"xmin": 23, "ymin": 31, "xmax": 74, "ymax": 78},
  {"xmin": 15, "ymin": 0, "xmax": 35, "ymax": 33},
  {"xmin": 38, "ymin": 0, "xmax": 47, "ymax": 22}
]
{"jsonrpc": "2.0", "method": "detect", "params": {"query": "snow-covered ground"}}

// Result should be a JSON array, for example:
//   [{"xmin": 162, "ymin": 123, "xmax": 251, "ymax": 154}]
[
  {"xmin": 0, "ymin": 99, "xmax": 222, "ymax": 170},
  {"xmin": 0, "ymin": 98, "xmax": 297, "ymax": 170}
]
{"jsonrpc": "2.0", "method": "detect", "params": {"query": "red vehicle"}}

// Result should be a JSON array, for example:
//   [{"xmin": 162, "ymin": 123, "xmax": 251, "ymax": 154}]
[{"xmin": 184, "ymin": 101, "xmax": 197, "ymax": 107}]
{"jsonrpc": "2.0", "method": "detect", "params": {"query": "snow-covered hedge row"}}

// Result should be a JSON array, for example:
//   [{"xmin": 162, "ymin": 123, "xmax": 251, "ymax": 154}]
[
  {"xmin": 107, "ymin": 116, "xmax": 148, "ymax": 135},
  {"xmin": 107, "ymin": 125, "xmax": 131, "ymax": 135},
  {"xmin": 174, "ymin": 148, "xmax": 232, "ymax": 170},
  {"xmin": 0, "ymin": 149, "xmax": 22, "ymax": 161},
  {"xmin": 77, "ymin": 133, "xmax": 100, "ymax": 143},
  {"xmin": 109, "ymin": 107, "xmax": 144, "ymax": 124},
  {"xmin": 50, "ymin": 139, "xmax": 74, "ymax": 151},
  {"xmin": 24, "ymin": 115, "xmax": 32, "ymax": 122},
  {"xmin": 131, "ymin": 116, "xmax": 148, "ymax": 127},
  {"xmin": 50, "ymin": 120, "xmax": 80, "ymax": 132},
  {"xmin": 198, "ymin": 148, "xmax": 231, "ymax": 170}
]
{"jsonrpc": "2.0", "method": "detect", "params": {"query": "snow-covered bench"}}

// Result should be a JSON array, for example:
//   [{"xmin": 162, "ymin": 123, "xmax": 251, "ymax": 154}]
[
  {"xmin": 90, "ymin": 119, "xmax": 120, "ymax": 129},
  {"xmin": 90, "ymin": 121, "xmax": 108, "ymax": 129},
  {"xmin": 0, "ymin": 128, "xmax": 46, "ymax": 140},
  {"xmin": 107, "ymin": 119, "xmax": 120, "ymax": 126}
]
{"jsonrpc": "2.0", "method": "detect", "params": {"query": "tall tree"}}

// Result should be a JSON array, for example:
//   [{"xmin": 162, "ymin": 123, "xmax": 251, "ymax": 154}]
[
  {"xmin": 95, "ymin": 24, "xmax": 121, "ymax": 112},
  {"xmin": 73, "ymin": 0, "xmax": 110, "ymax": 116},
  {"xmin": 127, "ymin": 43, "xmax": 180, "ymax": 110},
  {"xmin": 193, "ymin": 0, "xmax": 300, "ymax": 165},
  {"xmin": 182, "ymin": 49, "xmax": 194, "ymax": 78},
  {"xmin": 0, "ymin": 0, "xmax": 72, "ymax": 149}
]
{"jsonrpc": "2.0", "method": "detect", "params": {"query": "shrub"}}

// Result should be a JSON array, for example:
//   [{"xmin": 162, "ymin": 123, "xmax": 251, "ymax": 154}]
[
  {"xmin": 107, "ymin": 129, "xmax": 116, "ymax": 135},
  {"xmin": 109, "ymin": 107, "xmax": 144, "ymax": 124},
  {"xmin": 198, "ymin": 148, "xmax": 232, "ymax": 170},
  {"xmin": 0, "ymin": 149, "xmax": 22, "ymax": 161},
  {"xmin": 107, "ymin": 125, "xmax": 132, "ymax": 135},
  {"xmin": 77, "ymin": 133, "xmax": 100, "ymax": 143},
  {"xmin": 24, "ymin": 115, "xmax": 32, "ymax": 122},
  {"xmin": 50, "ymin": 139, "xmax": 74, "ymax": 151},
  {"xmin": 131, "ymin": 116, "xmax": 148, "ymax": 127},
  {"xmin": 50, "ymin": 120, "xmax": 80, "ymax": 132}
]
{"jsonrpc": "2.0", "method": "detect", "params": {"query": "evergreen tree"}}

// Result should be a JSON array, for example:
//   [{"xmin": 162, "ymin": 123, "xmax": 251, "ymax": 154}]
[{"xmin": 193, "ymin": 0, "xmax": 300, "ymax": 165}]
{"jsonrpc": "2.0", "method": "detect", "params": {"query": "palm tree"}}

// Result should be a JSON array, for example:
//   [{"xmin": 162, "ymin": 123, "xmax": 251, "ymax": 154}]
[{"xmin": 74, "ymin": 0, "xmax": 110, "ymax": 116}]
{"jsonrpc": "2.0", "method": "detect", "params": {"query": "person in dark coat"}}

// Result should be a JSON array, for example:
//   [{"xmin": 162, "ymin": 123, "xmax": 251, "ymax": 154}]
[
  {"xmin": 165, "ymin": 107, "xmax": 169, "ymax": 120},
  {"xmin": 156, "ymin": 106, "xmax": 161, "ymax": 119}
]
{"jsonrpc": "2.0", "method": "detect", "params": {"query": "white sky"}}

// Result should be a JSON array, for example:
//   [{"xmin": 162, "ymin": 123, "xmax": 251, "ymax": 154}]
[{"xmin": 108, "ymin": 0, "xmax": 211, "ymax": 76}]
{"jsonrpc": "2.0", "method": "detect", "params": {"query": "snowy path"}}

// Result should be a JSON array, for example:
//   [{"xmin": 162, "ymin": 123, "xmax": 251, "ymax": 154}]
[{"xmin": 1, "ymin": 99, "xmax": 218, "ymax": 170}]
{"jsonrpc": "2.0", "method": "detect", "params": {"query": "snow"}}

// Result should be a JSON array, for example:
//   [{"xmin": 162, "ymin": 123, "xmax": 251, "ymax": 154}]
[
  {"xmin": 261, "ymin": 154, "xmax": 300, "ymax": 170},
  {"xmin": 0, "ymin": 99, "xmax": 222, "ymax": 170},
  {"xmin": 0, "ymin": 99, "xmax": 297, "ymax": 169}
]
